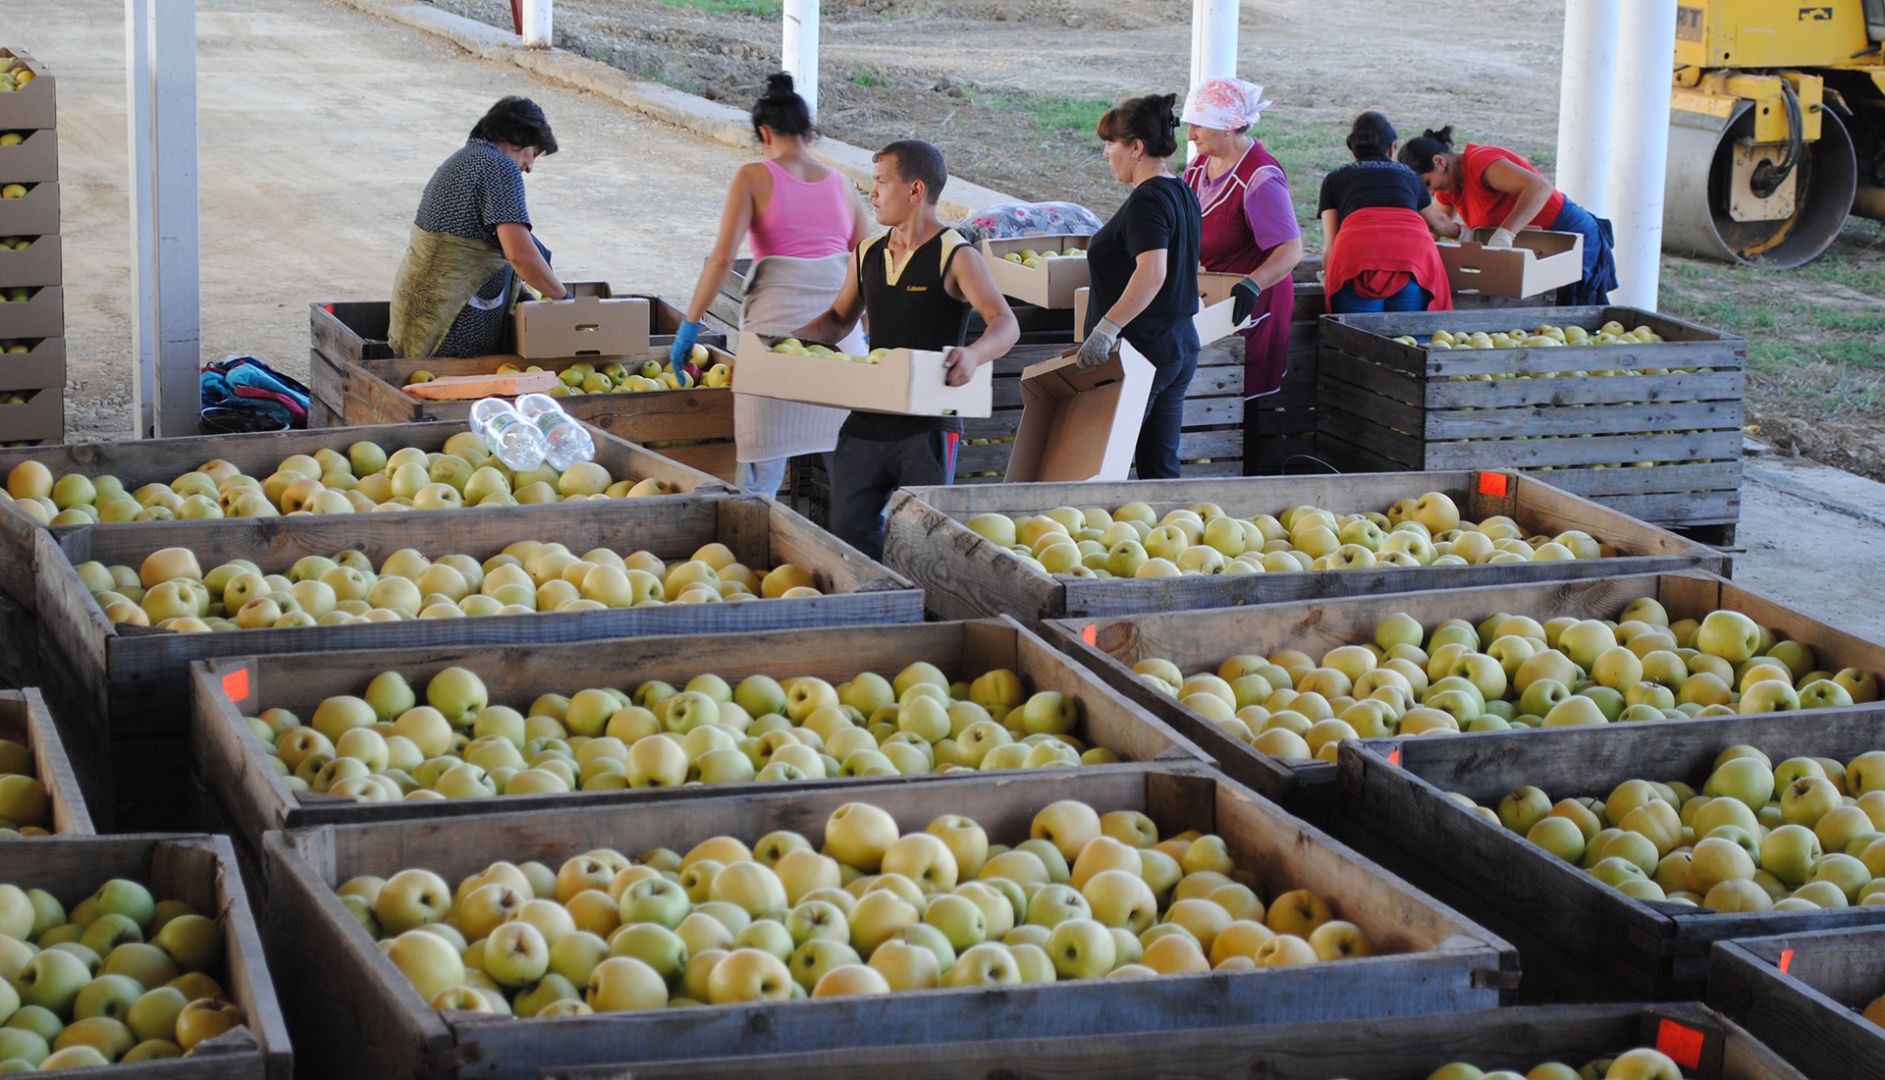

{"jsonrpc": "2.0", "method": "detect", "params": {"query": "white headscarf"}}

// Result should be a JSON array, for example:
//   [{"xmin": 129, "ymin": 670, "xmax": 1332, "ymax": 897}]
[{"xmin": 1180, "ymin": 77, "xmax": 1271, "ymax": 132}]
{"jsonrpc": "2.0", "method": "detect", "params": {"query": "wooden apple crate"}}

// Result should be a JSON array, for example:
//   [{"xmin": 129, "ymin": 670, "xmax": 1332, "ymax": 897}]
[
  {"xmin": 887, "ymin": 469, "xmax": 1726, "ymax": 626},
  {"xmin": 1043, "ymin": 571, "xmax": 1885, "ymax": 807},
  {"xmin": 261, "ymin": 763, "xmax": 1514, "ymax": 1080},
  {"xmin": 1709, "ymin": 926, "xmax": 1885, "ymax": 1080},
  {"xmin": 606, "ymin": 1002, "xmax": 1803, "ymax": 1080},
  {"xmin": 1336, "ymin": 706, "xmax": 1885, "ymax": 1001},
  {"xmin": 188, "ymin": 616, "xmax": 1209, "ymax": 874},
  {"xmin": 1314, "ymin": 306, "xmax": 1746, "ymax": 542},
  {"xmin": 33, "ymin": 494, "xmax": 921, "ymax": 829},
  {"xmin": 1243, "ymin": 281, "xmax": 1324, "ymax": 477},
  {"xmin": 6, "ymin": 833, "xmax": 293, "ymax": 1079},
  {"xmin": 0, "ymin": 687, "xmax": 93, "ymax": 835}
]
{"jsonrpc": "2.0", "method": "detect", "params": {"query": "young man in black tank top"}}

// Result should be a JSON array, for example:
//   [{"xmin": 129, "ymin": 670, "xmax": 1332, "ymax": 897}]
[{"xmin": 794, "ymin": 140, "xmax": 1019, "ymax": 560}]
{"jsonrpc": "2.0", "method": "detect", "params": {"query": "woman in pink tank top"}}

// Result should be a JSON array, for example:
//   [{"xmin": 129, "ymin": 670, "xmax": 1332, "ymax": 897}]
[{"xmin": 674, "ymin": 74, "xmax": 871, "ymax": 497}]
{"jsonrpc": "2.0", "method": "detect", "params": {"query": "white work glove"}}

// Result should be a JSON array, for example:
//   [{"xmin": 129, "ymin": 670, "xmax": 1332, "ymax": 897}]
[
  {"xmin": 1075, "ymin": 318, "xmax": 1122, "ymax": 370},
  {"xmin": 1484, "ymin": 227, "xmax": 1517, "ymax": 249}
]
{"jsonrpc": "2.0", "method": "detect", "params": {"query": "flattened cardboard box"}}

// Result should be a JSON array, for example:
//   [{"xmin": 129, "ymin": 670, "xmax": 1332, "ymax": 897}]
[
  {"xmin": 514, "ymin": 281, "xmax": 651, "ymax": 360},
  {"xmin": 0, "ymin": 285, "xmax": 59, "ymax": 339},
  {"xmin": 0, "ymin": 389, "xmax": 62, "ymax": 442},
  {"xmin": 735, "ymin": 330, "xmax": 992, "ymax": 418},
  {"xmin": 1007, "ymin": 344, "xmax": 1156, "ymax": 482},
  {"xmin": 1439, "ymin": 227, "xmax": 1584, "ymax": 298},
  {"xmin": 983, "ymin": 234, "xmax": 1091, "ymax": 309},
  {"xmin": 1074, "ymin": 270, "xmax": 1244, "ymax": 347},
  {"xmin": 0, "ymin": 50, "xmax": 55, "ymax": 131},
  {"xmin": 0, "ymin": 182, "xmax": 57, "ymax": 237},
  {"xmin": 0, "ymin": 234, "xmax": 58, "ymax": 289},
  {"xmin": 0, "ymin": 335, "xmax": 63, "ymax": 374},
  {"xmin": 0, "ymin": 128, "xmax": 57, "ymax": 183}
]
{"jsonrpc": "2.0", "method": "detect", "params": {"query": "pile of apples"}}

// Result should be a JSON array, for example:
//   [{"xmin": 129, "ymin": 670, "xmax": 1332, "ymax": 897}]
[
  {"xmin": 85, "ymin": 539, "xmax": 825, "ymax": 632},
  {"xmin": 0, "ymin": 877, "xmax": 249, "ymax": 1068},
  {"xmin": 484, "ymin": 350, "xmax": 731, "ymax": 396},
  {"xmin": 964, "ymin": 490, "xmax": 1613, "ymax": 579},
  {"xmin": 0, "ymin": 238, "xmax": 31, "ymax": 251},
  {"xmin": 0, "ymin": 736, "xmax": 49, "ymax": 837},
  {"xmin": 0, "ymin": 285, "xmax": 30, "ymax": 301},
  {"xmin": 0, "ymin": 340, "xmax": 30, "ymax": 355},
  {"xmin": 350, "ymin": 797, "xmax": 1374, "ymax": 1017},
  {"xmin": 1412, "ymin": 1049, "xmax": 1686, "ymax": 1080},
  {"xmin": 999, "ymin": 247, "xmax": 1083, "ymax": 269},
  {"xmin": 0, "ymin": 431, "xmax": 672, "ymax": 527},
  {"xmin": 1134, "ymin": 597, "xmax": 1878, "ymax": 760},
  {"xmin": 0, "ymin": 56, "xmax": 36, "ymax": 91},
  {"xmin": 247, "ymin": 659, "xmax": 1126, "ymax": 804},
  {"xmin": 767, "ymin": 339, "xmax": 895, "ymax": 366},
  {"xmin": 1467, "ymin": 743, "xmax": 1885, "ymax": 913},
  {"xmin": 1390, "ymin": 320, "xmax": 1668, "ymax": 351}
]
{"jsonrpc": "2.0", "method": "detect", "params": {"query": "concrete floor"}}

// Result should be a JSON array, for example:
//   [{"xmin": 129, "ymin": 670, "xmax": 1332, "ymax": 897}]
[{"xmin": 1735, "ymin": 454, "xmax": 1885, "ymax": 643}]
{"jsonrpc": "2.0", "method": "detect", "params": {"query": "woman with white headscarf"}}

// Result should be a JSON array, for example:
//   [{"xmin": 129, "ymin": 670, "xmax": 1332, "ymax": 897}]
[{"xmin": 1180, "ymin": 77, "xmax": 1303, "ymax": 399}]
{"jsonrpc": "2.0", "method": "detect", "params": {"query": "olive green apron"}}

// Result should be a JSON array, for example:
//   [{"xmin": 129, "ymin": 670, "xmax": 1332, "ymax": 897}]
[{"xmin": 388, "ymin": 225, "xmax": 514, "ymax": 359}]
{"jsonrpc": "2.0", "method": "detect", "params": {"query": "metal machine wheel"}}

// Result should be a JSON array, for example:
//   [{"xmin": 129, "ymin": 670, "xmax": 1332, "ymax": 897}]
[{"xmin": 1663, "ymin": 103, "xmax": 1859, "ymax": 267}]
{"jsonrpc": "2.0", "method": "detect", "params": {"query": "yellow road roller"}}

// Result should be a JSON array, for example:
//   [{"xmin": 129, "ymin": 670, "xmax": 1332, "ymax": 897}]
[{"xmin": 1667, "ymin": 0, "xmax": 1885, "ymax": 265}]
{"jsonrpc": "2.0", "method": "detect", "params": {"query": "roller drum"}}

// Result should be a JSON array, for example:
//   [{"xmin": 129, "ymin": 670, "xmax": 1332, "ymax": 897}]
[{"xmin": 1663, "ymin": 103, "xmax": 1858, "ymax": 267}]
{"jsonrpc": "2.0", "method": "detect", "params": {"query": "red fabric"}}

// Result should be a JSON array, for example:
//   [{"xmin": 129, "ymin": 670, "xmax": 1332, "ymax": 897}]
[
  {"xmin": 1323, "ymin": 206, "xmax": 1454, "ymax": 313},
  {"xmin": 1351, "ymin": 270, "xmax": 1414, "ymax": 300},
  {"xmin": 1435, "ymin": 144, "xmax": 1566, "ymax": 231},
  {"xmin": 1184, "ymin": 142, "xmax": 1296, "ymax": 398}
]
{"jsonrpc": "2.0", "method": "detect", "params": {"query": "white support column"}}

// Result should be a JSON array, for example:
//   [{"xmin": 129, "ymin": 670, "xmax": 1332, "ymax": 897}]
[
  {"xmin": 128, "ymin": 0, "xmax": 202, "ymax": 437},
  {"xmin": 1606, "ymin": 0, "xmax": 1678, "ymax": 309},
  {"xmin": 1187, "ymin": 0, "xmax": 1238, "ymax": 162},
  {"xmin": 521, "ymin": 0, "xmax": 552, "ymax": 47},
  {"xmin": 783, "ymin": 0, "xmax": 819, "ymax": 120},
  {"xmin": 125, "ymin": 0, "xmax": 156, "ymax": 437},
  {"xmin": 1555, "ymin": 0, "xmax": 1621, "ymax": 216}
]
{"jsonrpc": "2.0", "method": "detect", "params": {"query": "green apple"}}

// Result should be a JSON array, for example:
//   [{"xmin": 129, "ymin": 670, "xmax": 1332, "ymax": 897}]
[
  {"xmin": 790, "ymin": 939, "xmax": 861, "ymax": 991},
  {"xmin": 942, "ymin": 942, "xmax": 1021, "ymax": 987}
]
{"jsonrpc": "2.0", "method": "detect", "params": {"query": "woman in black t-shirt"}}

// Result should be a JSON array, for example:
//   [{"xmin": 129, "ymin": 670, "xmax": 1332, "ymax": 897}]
[
  {"xmin": 1076, "ymin": 93, "xmax": 1204, "ymax": 481},
  {"xmin": 1316, "ymin": 112, "xmax": 1452, "ymax": 316}
]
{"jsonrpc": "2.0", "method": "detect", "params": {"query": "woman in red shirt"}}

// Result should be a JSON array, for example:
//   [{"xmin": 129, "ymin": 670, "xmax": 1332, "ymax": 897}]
[
  {"xmin": 1178, "ymin": 77, "xmax": 1302, "ymax": 399},
  {"xmin": 1398, "ymin": 125, "xmax": 1618, "ymax": 305}
]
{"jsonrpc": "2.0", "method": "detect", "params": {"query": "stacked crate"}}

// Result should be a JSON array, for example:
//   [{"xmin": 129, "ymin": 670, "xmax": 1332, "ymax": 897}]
[{"xmin": 0, "ymin": 48, "xmax": 62, "ymax": 446}]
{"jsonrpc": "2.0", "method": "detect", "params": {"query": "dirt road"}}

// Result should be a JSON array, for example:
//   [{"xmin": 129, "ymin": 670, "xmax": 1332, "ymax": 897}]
[{"xmin": 10, "ymin": 0, "xmax": 759, "ymax": 440}]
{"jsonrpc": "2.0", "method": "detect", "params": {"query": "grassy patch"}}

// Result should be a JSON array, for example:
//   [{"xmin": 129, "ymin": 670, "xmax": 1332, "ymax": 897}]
[
  {"xmin": 850, "ymin": 70, "xmax": 891, "ymax": 89},
  {"xmin": 967, "ymin": 91, "xmax": 1115, "ymax": 133},
  {"xmin": 647, "ymin": 0, "xmax": 782, "ymax": 17}
]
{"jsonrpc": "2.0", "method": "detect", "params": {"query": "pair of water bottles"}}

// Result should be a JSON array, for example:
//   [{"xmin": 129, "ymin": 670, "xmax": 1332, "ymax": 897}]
[{"xmin": 468, "ymin": 393, "xmax": 595, "ymax": 472}]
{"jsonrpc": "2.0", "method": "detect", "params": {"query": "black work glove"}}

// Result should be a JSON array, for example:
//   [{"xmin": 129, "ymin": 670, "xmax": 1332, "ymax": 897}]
[{"xmin": 1231, "ymin": 277, "xmax": 1263, "ymax": 326}]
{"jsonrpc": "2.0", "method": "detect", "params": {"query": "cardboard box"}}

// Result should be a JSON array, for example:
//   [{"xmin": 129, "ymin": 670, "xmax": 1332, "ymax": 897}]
[
  {"xmin": 402, "ymin": 367, "xmax": 558, "ymax": 399},
  {"xmin": 0, "ymin": 387, "xmax": 62, "ymax": 443},
  {"xmin": 0, "ymin": 181, "xmax": 56, "ymax": 236},
  {"xmin": 983, "ymin": 234, "xmax": 1091, "ymax": 309},
  {"xmin": 1438, "ymin": 227, "xmax": 1584, "ymax": 298},
  {"xmin": 0, "ymin": 233, "xmax": 57, "ymax": 288},
  {"xmin": 513, "ymin": 281, "xmax": 650, "ymax": 360},
  {"xmin": 1005, "ymin": 344, "xmax": 1156, "ymax": 482},
  {"xmin": 0, "ymin": 334, "xmax": 64, "ymax": 372},
  {"xmin": 0, "ymin": 50, "xmax": 55, "ymax": 131},
  {"xmin": 0, "ymin": 284, "xmax": 59, "ymax": 338},
  {"xmin": 1074, "ymin": 270, "xmax": 1247, "ymax": 347},
  {"xmin": 0, "ymin": 127, "xmax": 57, "ymax": 183},
  {"xmin": 735, "ymin": 330, "xmax": 992, "ymax": 418}
]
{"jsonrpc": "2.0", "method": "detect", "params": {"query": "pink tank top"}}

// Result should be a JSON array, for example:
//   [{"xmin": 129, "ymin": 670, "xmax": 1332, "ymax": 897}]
[{"xmin": 748, "ymin": 159, "xmax": 856, "ymax": 260}]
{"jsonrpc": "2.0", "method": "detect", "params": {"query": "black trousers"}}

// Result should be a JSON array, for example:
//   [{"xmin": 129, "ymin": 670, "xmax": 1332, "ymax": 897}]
[{"xmin": 828, "ymin": 429, "xmax": 952, "ymax": 561}]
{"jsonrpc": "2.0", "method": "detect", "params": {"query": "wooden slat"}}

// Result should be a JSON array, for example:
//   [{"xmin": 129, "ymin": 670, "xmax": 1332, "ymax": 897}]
[
  {"xmin": 1423, "ymin": 400, "xmax": 1743, "ymax": 440},
  {"xmin": 1710, "ymin": 930, "xmax": 1885, "ymax": 1080},
  {"xmin": 263, "ymin": 765, "xmax": 1508, "ymax": 1079},
  {"xmin": 0, "ymin": 688, "xmax": 93, "ymax": 835},
  {"xmin": 192, "ymin": 617, "xmax": 1211, "ymax": 859},
  {"xmin": 1423, "ymin": 370, "xmax": 1747, "ymax": 409},
  {"xmin": 599, "ymin": 1002, "xmax": 1803, "ymax": 1080}
]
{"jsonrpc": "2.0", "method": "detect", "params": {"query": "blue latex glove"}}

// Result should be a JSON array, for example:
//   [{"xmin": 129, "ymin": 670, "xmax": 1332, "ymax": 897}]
[
  {"xmin": 1231, "ymin": 277, "xmax": 1263, "ymax": 326},
  {"xmin": 668, "ymin": 320, "xmax": 704, "ymax": 375},
  {"xmin": 1075, "ymin": 318, "xmax": 1122, "ymax": 370}
]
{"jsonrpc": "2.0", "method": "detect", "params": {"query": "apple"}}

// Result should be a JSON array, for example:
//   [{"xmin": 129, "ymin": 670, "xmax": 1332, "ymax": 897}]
[
  {"xmin": 707, "ymin": 947, "xmax": 794, "ymax": 1003},
  {"xmin": 825, "ymin": 803, "xmax": 900, "ymax": 871},
  {"xmin": 1031, "ymin": 800, "xmax": 1102, "ymax": 862},
  {"xmin": 942, "ymin": 942, "xmax": 1021, "ymax": 987},
  {"xmin": 1264, "ymin": 889, "xmax": 1333, "ymax": 937},
  {"xmin": 790, "ymin": 939, "xmax": 862, "ymax": 991},
  {"xmin": 586, "ymin": 956, "xmax": 669, "ymax": 1011},
  {"xmin": 1046, "ymin": 917, "xmax": 1116, "ymax": 979},
  {"xmin": 387, "ymin": 929, "xmax": 467, "ymax": 1002},
  {"xmin": 618, "ymin": 878, "xmax": 690, "ymax": 930}
]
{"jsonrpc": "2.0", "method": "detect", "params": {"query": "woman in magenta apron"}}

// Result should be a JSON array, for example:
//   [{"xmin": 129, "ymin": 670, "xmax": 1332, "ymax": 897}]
[{"xmin": 1179, "ymin": 77, "xmax": 1302, "ymax": 400}]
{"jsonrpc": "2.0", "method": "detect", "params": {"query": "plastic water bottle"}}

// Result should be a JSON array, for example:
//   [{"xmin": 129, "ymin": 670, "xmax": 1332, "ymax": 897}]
[
  {"xmin": 469, "ymin": 397, "xmax": 548, "ymax": 472},
  {"xmin": 516, "ymin": 393, "xmax": 596, "ymax": 471}
]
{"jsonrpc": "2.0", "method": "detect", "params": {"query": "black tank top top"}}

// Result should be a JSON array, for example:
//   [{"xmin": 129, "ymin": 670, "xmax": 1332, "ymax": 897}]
[{"xmin": 842, "ymin": 228, "xmax": 972, "ymax": 440}]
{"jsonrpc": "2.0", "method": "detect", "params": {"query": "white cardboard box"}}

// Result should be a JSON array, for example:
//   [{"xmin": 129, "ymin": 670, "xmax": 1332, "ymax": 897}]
[
  {"xmin": 1005, "ymin": 344, "xmax": 1156, "ymax": 483},
  {"xmin": 514, "ymin": 281, "xmax": 651, "ymax": 359},
  {"xmin": 1437, "ymin": 228, "xmax": 1584, "ymax": 298},
  {"xmin": 734, "ymin": 331, "xmax": 992, "ymax": 418},
  {"xmin": 1074, "ymin": 269, "xmax": 1247, "ymax": 347},
  {"xmin": 982, "ymin": 234, "xmax": 1092, "ymax": 309}
]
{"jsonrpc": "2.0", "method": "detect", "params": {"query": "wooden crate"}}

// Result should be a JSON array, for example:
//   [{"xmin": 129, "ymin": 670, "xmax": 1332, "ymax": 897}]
[
  {"xmin": 1314, "ymin": 305, "xmax": 1746, "ymax": 532},
  {"xmin": 1709, "ymin": 926, "xmax": 1885, "ymax": 1080},
  {"xmin": 1337, "ymin": 706, "xmax": 1885, "ymax": 1000},
  {"xmin": 4, "ymin": 833, "xmax": 293, "ymax": 1080},
  {"xmin": 888, "ymin": 469, "xmax": 1726, "ymax": 626},
  {"xmin": 604, "ymin": 1002, "xmax": 1802, "ymax": 1080},
  {"xmin": 261, "ymin": 763, "xmax": 1513, "ymax": 1080},
  {"xmin": 34, "ymin": 494, "xmax": 921, "ymax": 828},
  {"xmin": 327, "ymin": 351, "xmax": 742, "ymax": 483},
  {"xmin": 0, "ymin": 687, "xmax": 93, "ymax": 835},
  {"xmin": 1244, "ymin": 283, "xmax": 1324, "ymax": 476},
  {"xmin": 1044, "ymin": 571, "xmax": 1883, "ymax": 806},
  {"xmin": 189, "ymin": 616, "xmax": 1209, "ymax": 867}
]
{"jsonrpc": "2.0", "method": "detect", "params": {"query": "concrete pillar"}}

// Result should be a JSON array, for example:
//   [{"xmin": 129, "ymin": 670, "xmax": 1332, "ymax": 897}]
[
  {"xmin": 1555, "ymin": 0, "xmax": 1621, "ymax": 216},
  {"xmin": 1187, "ymin": 0, "xmax": 1239, "ymax": 162},
  {"xmin": 127, "ymin": 0, "xmax": 201, "ymax": 437},
  {"xmin": 784, "ymin": 0, "xmax": 819, "ymax": 120},
  {"xmin": 1606, "ymin": 0, "xmax": 1678, "ymax": 309},
  {"xmin": 521, "ymin": 0, "xmax": 552, "ymax": 47}
]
